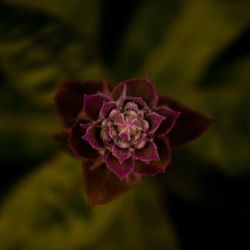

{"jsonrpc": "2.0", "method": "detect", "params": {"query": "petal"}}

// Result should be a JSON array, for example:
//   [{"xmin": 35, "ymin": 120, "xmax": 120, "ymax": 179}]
[
  {"xmin": 68, "ymin": 119, "xmax": 99, "ymax": 159},
  {"xmin": 55, "ymin": 80, "xmax": 110, "ymax": 128},
  {"xmin": 82, "ymin": 124, "xmax": 104, "ymax": 150},
  {"xmin": 99, "ymin": 101, "xmax": 117, "ymax": 118},
  {"xmin": 83, "ymin": 161, "xmax": 134, "ymax": 208},
  {"xmin": 158, "ymin": 96, "xmax": 214, "ymax": 147},
  {"xmin": 112, "ymin": 145, "xmax": 131, "ymax": 164},
  {"xmin": 133, "ymin": 135, "xmax": 147, "ymax": 149},
  {"xmin": 146, "ymin": 112, "xmax": 166, "ymax": 134},
  {"xmin": 135, "ymin": 141, "xmax": 160, "ymax": 163},
  {"xmin": 119, "ymin": 129, "xmax": 130, "ymax": 141},
  {"xmin": 134, "ymin": 138, "xmax": 171, "ymax": 176},
  {"xmin": 124, "ymin": 101, "xmax": 139, "ymax": 111},
  {"xmin": 155, "ymin": 106, "xmax": 181, "ymax": 136},
  {"xmin": 112, "ymin": 78, "xmax": 158, "ymax": 108},
  {"xmin": 125, "ymin": 97, "xmax": 147, "ymax": 109},
  {"xmin": 116, "ymin": 84, "xmax": 127, "ymax": 107},
  {"xmin": 106, "ymin": 154, "xmax": 135, "ymax": 180},
  {"xmin": 110, "ymin": 110, "xmax": 125, "ymax": 125}
]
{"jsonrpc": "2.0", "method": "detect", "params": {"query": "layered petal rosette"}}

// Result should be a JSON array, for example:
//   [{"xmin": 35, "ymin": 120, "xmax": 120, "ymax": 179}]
[{"xmin": 55, "ymin": 78, "xmax": 214, "ymax": 207}]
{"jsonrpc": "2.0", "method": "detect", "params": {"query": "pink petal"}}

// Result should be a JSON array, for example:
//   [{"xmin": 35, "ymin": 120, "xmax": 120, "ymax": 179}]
[
  {"xmin": 119, "ymin": 129, "xmax": 130, "ymax": 141},
  {"xmin": 106, "ymin": 154, "xmax": 135, "ymax": 180},
  {"xmin": 155, "ymin": 106, "xmax": 181, "ymax": 136},
  {"xmin": 99, "ymin": 101, "xmax": 117, "ymax": 118},
  {"xmin": 117, "ymin": 84, "xmax": 127, "ymax": 107},
  {"xmin": 84, "ymin": 94, "xmax": 111, "ymax": 120},
  {"xmin": 135, "ymin": 141, "xmax": 160, "ymax": 163},
  {"xmin": 110, "ymin": 110, "xmax": 125, "ymax": 125},
  {"xmin": 146, "ymin": 112, "xmax": 166, "ymax": 134},
  {"xmin": 82, "ymin": 124, "xmax": 104, "ymax": 150},
  {"xmin": 134, "ymin": 138, "xmax": 171, "ymax": 176},
  {"xmin": 112, "ymin": 145, "xmax": 131, "ymax": 164}
]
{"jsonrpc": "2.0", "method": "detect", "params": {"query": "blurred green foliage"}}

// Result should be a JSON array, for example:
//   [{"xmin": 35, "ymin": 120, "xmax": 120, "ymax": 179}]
[{"xmin": 0, "ymin": 0, "xmax": 249, "ymax": 249}]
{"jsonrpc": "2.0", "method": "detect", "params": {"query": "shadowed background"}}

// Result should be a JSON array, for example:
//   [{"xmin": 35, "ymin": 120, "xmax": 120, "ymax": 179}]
[{"xmin": 0, "ymin": 0, "xmax": 250, "ymax": 249}]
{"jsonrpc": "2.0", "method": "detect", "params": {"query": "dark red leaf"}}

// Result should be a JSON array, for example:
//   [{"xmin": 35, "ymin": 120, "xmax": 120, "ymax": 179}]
[
  {"xmin": 158, "ymin": 95, "xmax": 214, "ymax": 147},
  {"xmin": 82, "ymin": 161, "xmax": 134, "ymax": 208},
  {"xmin": 68, "ymin": 118, "xmax": 99, "ymax": 159},
  {"xmin": 112, "ymin": 78, "xmax": 158, "ymax": 108},
  {"xmin": 55, "ymin": 80, "xmax": 110, "ymax": 128},
  {"xmin": 134, "ymin": 138, "xmax": 171, "ymax": 176}
]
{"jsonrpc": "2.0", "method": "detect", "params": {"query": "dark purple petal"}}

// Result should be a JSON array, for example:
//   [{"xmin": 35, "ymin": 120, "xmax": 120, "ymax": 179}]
[
  {"xmin": 84, "ymin": 94, "xmax": 111, "ymax": 120},
  {"xmin": 112, "ymin": 78, "xmax": 158, "ymax": 108},
  {"xmin": 106, "ymin": 154, "xmax": 135, "ymax": 180},
  {"xmin": 55, "ymin": 80, "xmax": 110, "ymax": 128},
  {"xmin": 82, "ymin": 124, "xmax": 104, "ymax": 150},
  {"xmin": 155, "ymin": 106, "xmax": 181, "ymax": 136},
  {"xmin": 83, "ymin": 161, "xmax": 134, "ymax": 208},
  {"xmin": 134, "ymin": 138, "xmax": 171, "ymax": 176},
  {"xmin": 158, "ymin": 96, "xmax": 214, "ymax": 147},
  {"xmin": 146, "ymin": 112, "xmax": 166, "ymax": 134},
  {"xmin": 135, "ymin": 141, "xmax": 160, "ymax": 163},
  {"xmin": 68, "ymin": 119, "xmax": 99, "ymax": 159},
  {"xmin": 112, "ymin": 145, "xmax": 131, "ymax": 164},
  {"xmin": 99, "ymin": 101, "xmax": 117, "ymax": 118}
]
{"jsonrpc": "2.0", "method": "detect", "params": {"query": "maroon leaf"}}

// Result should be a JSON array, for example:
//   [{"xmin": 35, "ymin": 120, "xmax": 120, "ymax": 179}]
[
  {"xmin": 55, "ymin": 80, "xmax": 110, "ymax": 128},
  {"xmin": 112, "ymin": 78, "xmax": 158, "ymax": 108},
  {"xmin": 68, "ymin": 119, "xmax": 99, "ymax": 159},
  {"xmin": 155, "ymin": 106, "xmax": 181, "ymax": 136},
  {"xmin": 106, "ymin": 154, "xmax": 135, "ymax": 180},
  {"xmin": 158, "ymin": 96, "xmax": 214, "ymax": 147},
  {"xmin": 83, "ymin": 94, "xmax": 111, "ymax": 120},
  {"xmin": 83, "ymin": 161, "xmax": 134, "ymax": 208}
]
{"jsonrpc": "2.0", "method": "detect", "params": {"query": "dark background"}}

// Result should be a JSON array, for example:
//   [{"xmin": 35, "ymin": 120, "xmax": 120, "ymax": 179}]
[{"xmin": 0, "ymin": 0, "xmax": 250, "ymax": 249}]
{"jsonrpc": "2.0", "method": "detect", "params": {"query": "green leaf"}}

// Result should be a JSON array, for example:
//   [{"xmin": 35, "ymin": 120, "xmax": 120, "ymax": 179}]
[
  {"xmin": 97, "ymin": 182, "xmax": 180, "ymax": 250},
  {"xmin": 192, "ymin": 88, "xmax": 250, "ymax": 175},
  {"xmin": 114, "ymin": 0, "xmax": 182, "ymax": 79},
  {"xmin": 2, "ymin": 0, "xmax": 100, "ymax": 38},
  {"xmin": 126, "ymin": 183, "xmax": 180, "ymax": 250},
  {"xmin": 0, "ymin": 154, "xmax": 126, "ymax": 250},
  {"xmin": 139, "ymin": 0, "xmax": 250, "ymax": 93},
  {"xmin": 0, "ymin": 1, "xmax": 106, "ymax": 108}
]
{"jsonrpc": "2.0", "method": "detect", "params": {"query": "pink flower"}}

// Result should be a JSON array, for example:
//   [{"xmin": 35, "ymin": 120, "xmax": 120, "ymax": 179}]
[{"xmin": 55, "ymin": 78, "xmax": 213, "ymax": 207}]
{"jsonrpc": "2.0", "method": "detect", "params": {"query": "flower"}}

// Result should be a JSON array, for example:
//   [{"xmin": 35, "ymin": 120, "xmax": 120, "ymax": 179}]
[{"xmin": 55, "ymin": 78, "xmax": 213, "ymax": 207}]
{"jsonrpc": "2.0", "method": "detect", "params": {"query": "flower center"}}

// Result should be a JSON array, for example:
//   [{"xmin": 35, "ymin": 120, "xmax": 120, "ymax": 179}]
[{"xmin": 100, "ymin": 102, "xmax": 149, "ymax": 150}]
